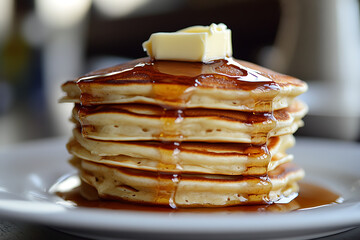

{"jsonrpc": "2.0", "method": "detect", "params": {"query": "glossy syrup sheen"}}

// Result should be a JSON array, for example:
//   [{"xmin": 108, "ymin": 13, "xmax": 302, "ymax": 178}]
[
  {"xmin": 77, "ymin": 57, "xmax": 280, "ymax": 89},
  {"xmin": 74, "ymin": 58, "xmax": 290, "ymax": 208},
  {"xmin": 56, "ymin": 181, "xmax": 343, "ymax": 213},
  {"xmin": 76, "ymin": 57, "xmax": 281, "ymax": 109}
]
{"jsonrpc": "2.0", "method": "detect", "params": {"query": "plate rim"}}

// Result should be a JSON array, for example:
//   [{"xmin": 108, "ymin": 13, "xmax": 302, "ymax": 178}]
[{"xmin": 0, "ymin": 137, "xmax": 360, "ymax": 236}]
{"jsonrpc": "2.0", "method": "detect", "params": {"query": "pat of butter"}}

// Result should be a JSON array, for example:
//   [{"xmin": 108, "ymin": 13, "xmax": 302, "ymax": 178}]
[{"xmin": 142, "ymin": 23, "xmax": 232, "ymax": 62}]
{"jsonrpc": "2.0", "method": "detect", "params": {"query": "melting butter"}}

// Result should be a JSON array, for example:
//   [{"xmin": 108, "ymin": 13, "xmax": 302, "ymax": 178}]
[{"xmin": 142, "ymin": 23, "xmax": 232, "ymax": 62}]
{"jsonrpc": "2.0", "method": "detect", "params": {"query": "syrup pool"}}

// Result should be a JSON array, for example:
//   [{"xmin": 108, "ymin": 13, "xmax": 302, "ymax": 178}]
[{"xmin": 50, "ymin": 174, "xmax": 343, "ymax": 213}]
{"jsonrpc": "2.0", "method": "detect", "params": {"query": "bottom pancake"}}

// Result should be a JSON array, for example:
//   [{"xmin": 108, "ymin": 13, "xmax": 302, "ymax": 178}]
[{"xmin": 72, "ymin": 158, "xmax": 304, "ymax": 208}]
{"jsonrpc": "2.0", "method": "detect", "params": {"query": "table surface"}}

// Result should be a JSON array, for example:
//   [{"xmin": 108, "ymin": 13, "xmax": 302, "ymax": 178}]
[{"xmin": 1, "ymin": 219, "xmax": 359, "ymax": 240}]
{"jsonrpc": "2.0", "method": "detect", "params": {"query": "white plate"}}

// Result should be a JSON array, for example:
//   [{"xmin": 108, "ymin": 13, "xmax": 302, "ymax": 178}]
[{"xmin": 0, "ymin": 137, "xmax": 359, "ymax": 240}]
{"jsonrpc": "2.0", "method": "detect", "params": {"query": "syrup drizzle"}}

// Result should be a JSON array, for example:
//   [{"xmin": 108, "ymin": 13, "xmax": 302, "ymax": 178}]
[
  {"xmin": 77, "ymin": 57, "xmax": 281, "ymax": 106},
  {"xmin": 78, "ymin": 57, "xmax": 275, "ymax": 85},
  {"xmin": 157, "ymin": 107, "xmax": 184, "ymax": 208},
  {"xmin": 53, "ymin": 176, "xmax": 343, "ymax": 213},
  {"xmin": 75, "ymin": 57, "xmax": 284, "ymax": 208}
]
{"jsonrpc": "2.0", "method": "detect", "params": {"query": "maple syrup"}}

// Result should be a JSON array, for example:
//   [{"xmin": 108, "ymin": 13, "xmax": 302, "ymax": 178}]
[
  {"xmin": 71, "ymin": 57, "xmax": 303, "ymax": 208},
  {"xmin": 76, "ymin": 57, "xmax": 281, "ymax": 107},
  {"xmin": 54, "ymin": 175, "xmax": 343, "ymax": 213}
]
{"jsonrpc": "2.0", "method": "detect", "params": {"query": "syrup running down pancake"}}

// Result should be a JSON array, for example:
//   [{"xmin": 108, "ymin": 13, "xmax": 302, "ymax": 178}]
[
  {"xmin": 68, "ymin": 128, "xmax": 295, "ymax": 176},
  {"xmin": 61, "ymin": 58, "xmax": 307, "ymax": 112},
  {"xmin": 71, "ymin": 100, "xmax": 307, "ymax": 143},
  {"xmin": 61, "ymin": 56, "xmax": 307, "ymax": 207},
  {"xmin": 73, "ymin": 159, "xmax": 304, "ymax": 207},
  {"xmin": 60, "ymin": 24, "xmax": 307, "ymax": 208}
]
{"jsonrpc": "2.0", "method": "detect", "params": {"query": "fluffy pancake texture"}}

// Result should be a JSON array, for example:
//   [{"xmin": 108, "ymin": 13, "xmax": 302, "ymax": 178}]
[
  {"xmin": 73, "ymin": 159, "xmax": 304, "ymax": 207},
  {"xmin": 61, "ymin": 58, "xmax": 307, "ymax": 112},
  {"xmin": 61, "ymin": 57, "xmax": 307, "ymax": 207},
  {"xmin": 68, "ymin": 128, "xmax": 295, "ymax": 176},
  {"xmin": 72, "ymin": 100, "xmax": 307, "ymax": 143}
]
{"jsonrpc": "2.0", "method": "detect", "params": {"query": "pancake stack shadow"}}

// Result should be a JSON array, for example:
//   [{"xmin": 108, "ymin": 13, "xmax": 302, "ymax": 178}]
[{"xmin": 61, "ymin": 57, "xmax": 308, "ymax": 207}]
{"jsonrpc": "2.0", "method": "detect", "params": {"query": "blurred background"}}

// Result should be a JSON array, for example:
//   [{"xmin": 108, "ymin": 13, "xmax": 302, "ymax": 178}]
[{"xmin": 0, "ymin": 0, "xmax": 359, "ymax": 146}]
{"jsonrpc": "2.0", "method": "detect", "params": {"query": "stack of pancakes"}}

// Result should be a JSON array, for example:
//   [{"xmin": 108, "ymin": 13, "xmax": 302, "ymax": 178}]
[{"xmin": 61, "ymin": 57, "xmax": 308, "ymax": 207}]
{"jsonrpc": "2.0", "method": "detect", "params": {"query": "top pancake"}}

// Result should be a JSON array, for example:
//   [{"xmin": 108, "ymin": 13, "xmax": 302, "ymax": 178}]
[{"xmin": 61, "ymin": 57, "xmax": 307, "ymax": 112}]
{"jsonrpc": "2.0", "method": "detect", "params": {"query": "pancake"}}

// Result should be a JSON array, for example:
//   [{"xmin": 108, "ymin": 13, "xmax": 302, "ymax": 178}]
[
  {"xmin": 74, "ymin": 159, "xmax": 304, "ymax": 207},
  {"xmin": 60, "ymin": 58, "xmax": 307, "ymax": 112},
  {"xmin": 61, "ymin": 56, "xmax": 307, "ymax": 208},
  {"xmin": 67, "ymin": 128, "xmax": 295, "ymax": 175},
  {"xmin": 72, "ymin": 100, "xmax": 307, "ymax": 143}
]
